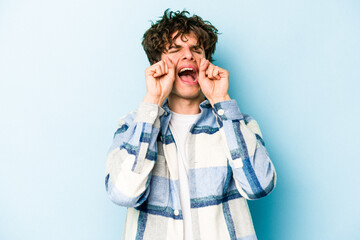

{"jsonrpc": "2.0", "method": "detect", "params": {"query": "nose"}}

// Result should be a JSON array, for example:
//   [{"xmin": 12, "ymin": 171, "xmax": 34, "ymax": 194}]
[{"xmin": 181, "ymin": 47, "xmax": 194, "ymax": 61}]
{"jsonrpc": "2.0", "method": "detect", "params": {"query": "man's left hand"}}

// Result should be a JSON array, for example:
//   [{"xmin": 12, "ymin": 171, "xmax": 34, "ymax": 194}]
[{"xmin": 198, "ymin": 58, "xmax": 231, "ymax": 106}]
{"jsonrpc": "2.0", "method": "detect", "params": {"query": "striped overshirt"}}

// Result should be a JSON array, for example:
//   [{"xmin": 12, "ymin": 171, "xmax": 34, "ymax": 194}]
[{"xmin": 105, "ymin": 99, "xmax": 276, "ymax": 240}]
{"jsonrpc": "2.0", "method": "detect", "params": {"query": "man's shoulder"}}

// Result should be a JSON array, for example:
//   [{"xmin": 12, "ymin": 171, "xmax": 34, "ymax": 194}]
[{"xmin": 242, "ymin": 113, "xmax": 254, "ymax": 123}]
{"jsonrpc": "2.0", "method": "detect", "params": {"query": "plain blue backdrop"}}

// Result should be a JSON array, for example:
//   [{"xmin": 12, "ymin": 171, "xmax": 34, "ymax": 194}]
[{"xmin": 0, "ymin": 0, "xmax": 359, "ymax": 239}]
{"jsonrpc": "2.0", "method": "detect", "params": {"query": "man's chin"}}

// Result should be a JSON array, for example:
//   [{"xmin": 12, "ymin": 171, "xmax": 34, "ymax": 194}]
[{"xmin": 168, "ymin": 91, "xmax": 205, "ymax": 101}]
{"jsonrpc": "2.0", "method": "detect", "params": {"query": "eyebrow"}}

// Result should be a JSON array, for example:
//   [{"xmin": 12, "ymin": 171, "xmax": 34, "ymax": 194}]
[
  {"xmin": 168, "ymin": 44, "xmax": 203, "ymax": 51},
  {"xmin": 168, "ymin": 44, "xmax": 181, "ymax": 50}
]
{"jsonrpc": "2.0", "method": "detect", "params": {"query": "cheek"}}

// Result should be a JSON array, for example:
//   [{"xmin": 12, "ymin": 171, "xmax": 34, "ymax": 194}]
[
  {"xmin": 162, "ymin": 54, "xmax": 179, "ymax": 66},
  {"xmin": 169, "ymin": 54, "xmax": 180, "ymax": 64}
]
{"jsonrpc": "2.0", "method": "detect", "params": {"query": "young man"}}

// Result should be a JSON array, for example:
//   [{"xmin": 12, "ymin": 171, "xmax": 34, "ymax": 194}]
[{"xmin": 105, "ymin": 9, "xmax": 276, "ymax": 240}]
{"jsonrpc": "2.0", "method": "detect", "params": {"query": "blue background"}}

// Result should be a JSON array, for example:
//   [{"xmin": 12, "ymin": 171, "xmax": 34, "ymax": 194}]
[{"xmin": 1, "ymin": 0, "xmax": 359, "ymax": 239}]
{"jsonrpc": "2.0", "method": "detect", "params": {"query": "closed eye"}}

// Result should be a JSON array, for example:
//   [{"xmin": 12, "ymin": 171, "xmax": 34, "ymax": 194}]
[
  {"xmin": 192, "ymin": 47, "xmax": 203, "ymax": 54},
  {"xmin": 168, "ymin": 45, "xmax": 181, "ymax": 53}
]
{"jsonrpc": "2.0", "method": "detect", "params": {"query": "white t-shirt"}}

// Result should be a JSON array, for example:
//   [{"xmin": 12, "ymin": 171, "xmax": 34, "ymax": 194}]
[{"xmin": 169, "ymin": 110, "xmax": 200, "ymax": 240}]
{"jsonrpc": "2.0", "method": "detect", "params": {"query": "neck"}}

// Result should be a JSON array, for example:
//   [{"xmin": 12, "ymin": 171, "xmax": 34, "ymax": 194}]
[{"xmin": 167, "ymin": 94, "xmax": 205, "ymax": 115}]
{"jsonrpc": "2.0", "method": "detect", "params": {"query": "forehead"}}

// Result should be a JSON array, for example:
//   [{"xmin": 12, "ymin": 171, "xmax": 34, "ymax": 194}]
[{"xmin": 170, "ymin": 31, "xmax": 199, "ymax": 46}]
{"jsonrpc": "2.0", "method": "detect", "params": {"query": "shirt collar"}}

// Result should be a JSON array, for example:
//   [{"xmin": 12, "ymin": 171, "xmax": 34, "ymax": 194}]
[{"xmin": 159, "ymin": 98, "xmax": 213, "ymax": 134}]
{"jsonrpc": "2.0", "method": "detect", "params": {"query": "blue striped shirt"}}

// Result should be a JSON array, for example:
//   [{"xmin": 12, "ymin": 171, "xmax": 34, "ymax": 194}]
[{"xmin": 105, "ymin": 99, "xmax": 276, "ymax": 240}]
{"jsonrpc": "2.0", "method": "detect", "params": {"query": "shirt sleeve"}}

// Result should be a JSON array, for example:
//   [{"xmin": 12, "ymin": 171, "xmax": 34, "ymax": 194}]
[
  {"xmin": 213, "ymin": 100, "xmax": 277, "ymax": 200},
  {"xmin": 105, "ymin": 102, "xmax": 164, "ymax": 207}
]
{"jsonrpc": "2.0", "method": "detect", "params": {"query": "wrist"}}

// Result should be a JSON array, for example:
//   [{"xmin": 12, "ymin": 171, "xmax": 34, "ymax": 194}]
[
  {"xmin": 143, "ymin": 93, "xmax": 166, "ymax": 107},
  {"xmin": 209, "ymin": 95, "xmax": 231, "ymax": 106}
]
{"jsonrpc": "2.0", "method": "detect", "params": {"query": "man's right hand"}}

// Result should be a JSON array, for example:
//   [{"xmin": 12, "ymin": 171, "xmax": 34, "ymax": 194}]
[{"xmin": 143, "ymin": 57, "xmax": 177, "ymax": 106}]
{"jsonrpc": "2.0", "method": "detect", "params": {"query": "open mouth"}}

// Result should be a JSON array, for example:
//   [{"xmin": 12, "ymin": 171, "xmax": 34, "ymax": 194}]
[{"xmin": 178, "ymin": 67, "xmax": 198, "ymax": 84}]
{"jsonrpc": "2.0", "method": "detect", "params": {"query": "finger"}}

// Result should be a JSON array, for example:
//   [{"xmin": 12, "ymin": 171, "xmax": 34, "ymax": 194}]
[
  {"xmin": 166, "ymin": 57, "xmax": 181, "ymax": 80},
  {"xmin": 199, "ymin": 58, "xmax": 209, "ymax": 79},
  {"xmin": 164, "ymin": 58, "xmax": 173, "ymax": 80},
  {"xmin": 218, "ymin": 68, "xmax": 229, "ymax": 79},
  {"xmin": 145, "ymin": 67, "xmax": 155, "ymax": 77},
  {"xmin": 164, "ymin": 57, "xmax": 175, "ymax": 72},
  {"xmin": 164, "ymin": 59, "xmax": 168, "ymax": 74},
  {"xmin": 153, "ymin": 65, "xmax": 163, "ymax": 78},
  {"xmin": 213, "ymin": 66, "xmax": 221, "ymax": 80},
  {"xmin": 158, "ymin": 60, "xmax": 165, "ymax": 74},
  {"xmin": 172, "ymin": 57, "xmax": 181, "ymax": 73},
  {"xmin": 206, "ymin": 64, "xmax": 214, "ymax": 79},
  {"xmin": 147, "ymin": 60, "xmax": 163, "ymax": 77}
]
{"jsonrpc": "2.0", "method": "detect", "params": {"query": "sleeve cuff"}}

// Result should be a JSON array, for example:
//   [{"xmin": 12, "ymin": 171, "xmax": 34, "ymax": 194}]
[
  {"xmin": 134, "ymin": 102, "xmax": 165, "ymax": 126},
  {"xmin": 213, "ymin": 100, "xmax": 244, "ymax": 121}
]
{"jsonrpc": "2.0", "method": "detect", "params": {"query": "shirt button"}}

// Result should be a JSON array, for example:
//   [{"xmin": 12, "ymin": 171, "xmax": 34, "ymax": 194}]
[
  {"xmin": 150, "ymin": 111, "xmax": 157, "ymax": 117},
  {"xmin": 174, "ymin": 210, "xmax": 179, "ymax": 216},
  {"xmin": 218, "ymin": 109, "xmax": 225, "ymax": 116}
]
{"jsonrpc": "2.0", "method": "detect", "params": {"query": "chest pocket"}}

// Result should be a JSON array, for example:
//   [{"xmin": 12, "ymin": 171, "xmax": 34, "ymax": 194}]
[
  {"xmin": 207, "ymin": 146, "xmax": 227, "ymax": 167},
  {"xmin": 191, "ymin": 131, "xmax": 228, "ymax": 168}
]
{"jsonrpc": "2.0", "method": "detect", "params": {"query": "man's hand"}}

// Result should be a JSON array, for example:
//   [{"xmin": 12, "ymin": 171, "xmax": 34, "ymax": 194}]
[
  {"xmin": 198, "ymin": 58, "xmax": 231, "ymax": 106},
  {"xmin": 143, "ymin": 57, "xmax": 177, "ymax": 106}
]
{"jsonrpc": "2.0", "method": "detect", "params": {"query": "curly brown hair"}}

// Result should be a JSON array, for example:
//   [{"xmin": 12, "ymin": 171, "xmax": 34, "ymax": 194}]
[{"xmin": 142, "ymin": 9, "xmax": 219, "ymax": 64}]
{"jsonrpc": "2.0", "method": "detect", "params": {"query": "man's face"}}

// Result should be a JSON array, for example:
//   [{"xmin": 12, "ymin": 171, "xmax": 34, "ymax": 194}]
[{"xmin": 161, "ymin": 31, "xmax": 205, "ymax": 101}]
